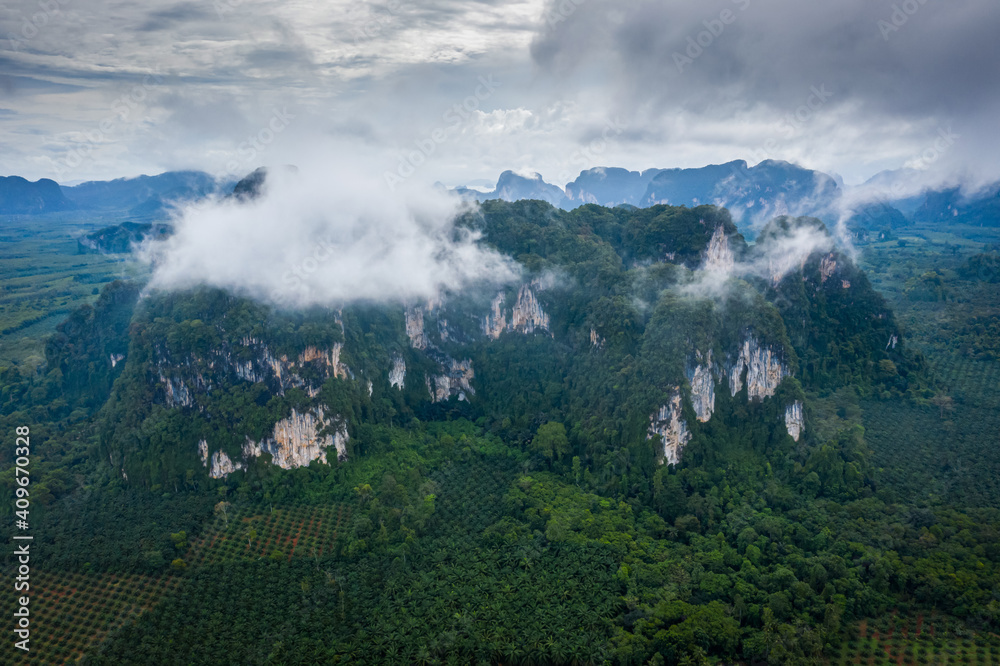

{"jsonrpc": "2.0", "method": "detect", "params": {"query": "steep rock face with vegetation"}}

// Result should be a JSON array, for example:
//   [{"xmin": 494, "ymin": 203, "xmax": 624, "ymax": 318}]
[{"xmin": 86, "ymin": 202, "xmax": 910, "ymax": 491}]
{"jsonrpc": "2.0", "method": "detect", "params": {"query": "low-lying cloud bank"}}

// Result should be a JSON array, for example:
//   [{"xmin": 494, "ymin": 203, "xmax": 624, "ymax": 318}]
[{"xmin": 138, "ymin": 160, "xmax": 518, "ymax": 308}]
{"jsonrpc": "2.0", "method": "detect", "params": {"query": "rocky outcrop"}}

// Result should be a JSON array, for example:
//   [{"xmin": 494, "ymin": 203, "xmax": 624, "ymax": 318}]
[
  {"xmin": 389, "ymin": 356, "xmax": 406, "ymax": 389},
  {"xmin": 687, "ymin": 350, "xmax": 715, "ymax": 422},
  {"xmin": 704, "ymin": 225, "xmax": 735, "ymax": 273},
  {"xmin": 483, "ymin": 283, "xmax": 550, "ymax": 339},
  {"xmin": 197, "ymin": 408, "xmax": 348, "ymax": 479},
  {"xmin": 199, "ymin": 439, "xmax": 242, "ymax": 479},
  {"xmin": 269, "ymin": 343, "xmax": 352, "ymax": 386},
  {"xmin": 406, "ymin": 306, "xmax": 429, "ymax": 350},
  {"xmin": 483, "ymin": 293, "xmax": 506, "ymax": 340},
  {"xmin": 245, "ymin": 407, "xmax": 348, "ymax": 469},
  {"xmin": 160, "ymin": 373, "xmax": 193, "ymax": 407},
  {"xmin": 785, "ymin": 401, "xmax": 804, "ymax": 442},
  {"xmin": 157, "ymin": 339, "xmax": 352, "ymax": 406},
  {"xmin": 427, "ymin": 358, "xmax": 475, "ymax": 402},
  {"xmin": 404, "ymin": 300, "xmax": 477, "ymax": 402},
  {"xmin": 590, "ymin": 328, "xmax": 604, "ymax": 349},
  {"xmin": 649, "ymin": 389, "xmax": 690, "ymax": 465},
  {"xmin": 819, "ymin": 254, "xmax": 837, "ymax": 282},
  {"xmin": 649, "ymin": 335, "xmax": 792, "ymax": 464},
  {"xmin": 727, "ymin": 336, "xmax": 788, "ymax": 401},
  {"xmin": 511, "ymin": 284, "xmax": 550, "ymax": 334}
]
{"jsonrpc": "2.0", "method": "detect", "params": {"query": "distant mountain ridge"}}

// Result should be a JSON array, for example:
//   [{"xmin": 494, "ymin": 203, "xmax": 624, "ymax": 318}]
[
  {"xmin": 63, "ymin": 170, "xmax": 227, "ymax": 216},
  {"xmin": 0, "ymin": 175, "xmax": 75, "ymax": 214},
  {"xmin": 457, "ymin": 161, "xmax": 1000, "ymax": 234},
  {"xmin": 3, "ymin": 163, "xmax": 998, "ymax": 234}
]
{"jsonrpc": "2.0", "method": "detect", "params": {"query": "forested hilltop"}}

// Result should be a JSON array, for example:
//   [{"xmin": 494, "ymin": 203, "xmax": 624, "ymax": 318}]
[{"xmin": 2, "ymin": 199, "xmax": 999, "ymax": 665}]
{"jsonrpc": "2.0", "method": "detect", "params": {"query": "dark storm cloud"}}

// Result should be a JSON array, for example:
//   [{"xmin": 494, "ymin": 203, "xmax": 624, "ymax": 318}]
[{"xmin": 531, "ymin": 0, "xmax": 1000, "ymax": 117}]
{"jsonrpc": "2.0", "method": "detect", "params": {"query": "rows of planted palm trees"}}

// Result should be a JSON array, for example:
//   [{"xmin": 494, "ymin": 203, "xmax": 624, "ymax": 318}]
[
  {"xmin": 187, "ymin": 503, "xmax": 349, "ymax": 566},
  {"xmin": 5, "ymin": 570, "xmax": 180, "ymax": 665},
  {"xmin": 830, "ymin": 613, "xmax": 1000, "ymax": 665}
]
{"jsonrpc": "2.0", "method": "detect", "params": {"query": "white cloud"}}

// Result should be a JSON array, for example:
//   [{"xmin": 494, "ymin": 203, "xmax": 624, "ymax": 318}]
[{"xmin": 138, "ymin": 146, "xmax": 519, "ymax": 306}]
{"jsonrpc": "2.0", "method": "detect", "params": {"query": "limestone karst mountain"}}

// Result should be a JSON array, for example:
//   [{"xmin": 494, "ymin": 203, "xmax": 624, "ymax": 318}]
[{"xmin": 77, "ymin": 199, "xmax": 908, "ymax": 486}]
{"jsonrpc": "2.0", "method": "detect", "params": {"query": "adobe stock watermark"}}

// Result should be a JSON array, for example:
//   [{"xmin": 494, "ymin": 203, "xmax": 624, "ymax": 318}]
[
  {"xmin": 556, "ymin": 117, "xmax": 628, "ymax": 185},
  {"xmin": 729, "ymin": 83, "xmax": 835, "ymax": 185},
  {"xmin": 6, "ymin": 0, "xmax": 74, "ymax": 52},
  {"xmin": 213, "ymin": 0, "xmax": 246, "ymax": 20},
  {"xmin": 350, "ymin": 0, "xmax": 404, "ymax": 45},
  {"xmin": 906, "ymin": 126, "xmax": 959, "ymax": 170},
  {"xmin": 274, "ymin": 235, "xmax": 340, "ymax": 302},
  {"xmin": 383, "ymin": 75, "xmax": 501, "ymax": 191},
  {"xmin": 777, "ymin": 85, "xmax": 834, "ymax": 137},
  {"xmin": 170, "ymin": 108, "xmax": 297, "ymax": 217},
  {"xmin": 51, "ymin": 71, "xmax": 165, "ymax": 178},
  {"xmin": 222, "ymin": 107, "xmax": 296, "ymax": 176},
  {"xmin": 877, "ymin": 0, "xmax": 932, "ymax": 41},
  {"xmin": 673, "ymin": 0, "xmax": 752, "ymax": 73},
  {"xmin": 543, "ymin": 0, "xmax": 587, "ymax": 30}
]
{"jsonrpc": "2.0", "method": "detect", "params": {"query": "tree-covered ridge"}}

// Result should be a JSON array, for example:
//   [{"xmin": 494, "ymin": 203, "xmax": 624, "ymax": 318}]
[
  {"xmin": 4, "ymin": 198, "xmax": 983, "ymax": 665},
  {"xmin": 48, "ymin": 200, "xmax": 920, "ymax": 495}
]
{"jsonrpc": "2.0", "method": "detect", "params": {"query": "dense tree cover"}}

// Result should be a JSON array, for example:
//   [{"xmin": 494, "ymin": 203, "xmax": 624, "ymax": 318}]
[
  {"xmin": 757, "ymin": 217, "xmax": 920, "ymax": 397},
  {"xmin": 855, "ymin": 233, "xmax": 1000, "ymax": 509},
  {"xmin": 0, "ymin": 279, "xmax": 138, "ymax": 419},
  {"xmin": 80, "ymin": 419, "xmax": 1000, "ymax": 665},
  {"xmin": 2, "ymin": 200, "xmax": 998, "ymax": 664}
]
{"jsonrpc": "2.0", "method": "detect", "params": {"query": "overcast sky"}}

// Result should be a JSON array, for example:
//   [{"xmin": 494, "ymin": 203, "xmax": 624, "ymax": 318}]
[{"xmin": 2, "ymin": 0, "xmax": 998, "ymax": 188}]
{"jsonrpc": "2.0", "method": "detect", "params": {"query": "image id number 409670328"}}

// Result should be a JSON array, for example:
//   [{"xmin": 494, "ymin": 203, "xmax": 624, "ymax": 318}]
[{"xmin": 13, "ymin": 425, "xmax": 32, "ymax": 653}]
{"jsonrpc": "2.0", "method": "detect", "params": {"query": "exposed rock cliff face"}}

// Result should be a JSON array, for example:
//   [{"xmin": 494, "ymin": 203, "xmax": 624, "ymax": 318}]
[
  {"xmin": 687, "ymin": 350, "xmax": 715, "ymax": 422},
  {"xmin": 483, "ymin": 283, "xmax": 550, "ymax": 339},
  {"xmin": 784, "ymin": 401, "xmax": 805, "ymax": 442},
  {"xmin": 649, "ymin": 389, "xmax": 690, "ymax": 465},
  {"xmin": 245, "ymin": 407, "xmax": 348, "ymax": 469},
  {"xmin": 198, "ymin": 408, "xmax": 348, "ymax": 478},
  {"xmin": 511, "ymin": 284, "xmax": 550, "ymax": 334},
  {"xmin": 389, "ymin": 356, "xmax": 406, "ymax": 389},
  {"xmin": 590, "ymin": 328, "xmax": 604, "ymax": 349},
  {"xmin": 199, "ymin": 439, "xmax": 242, "ymax": 479},
  {"xmin": 157, "ymin": 339, "xmax": 351, "ymax": 406},
  {"xmin": 819, "ymin": 254, "xmax": 837, "ymax": 282},
  {"xmin": 704, "ymin": 225, "xmax": 735, "ymax": 273},
  {"xmin": 483, "ymin": 293, "xmax": 506, "ymax": 340},
  {"xmin": 405, "ymin": 306, "xmax": 429, "ymax": 350},
  {"xmin": 267, "ymin": 343, "xmax": 352, "ymax": 387},
  {"xmin": 649, "ymin": 335, "xmax": 792, "ymax": 464},
  {"xmin": 427, "ymin": 358, "xmax": 475, "ymax": 402},
  {"xmin": 727, "ymin": 336, "xmax": 789, "ymax": 401},
  {"xmin": 160, "ymin": 373, "xmax": 194, "ymax": 408}
]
